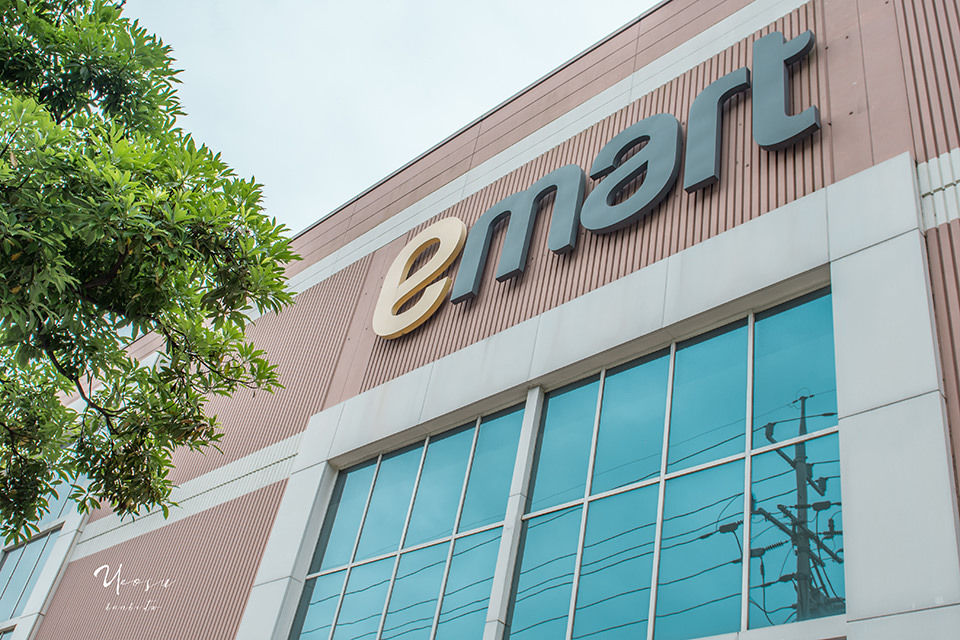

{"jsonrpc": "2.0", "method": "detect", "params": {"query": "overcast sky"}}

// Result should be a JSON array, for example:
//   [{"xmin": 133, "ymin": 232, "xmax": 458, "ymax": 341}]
[{"xmin": 123, "ymin": 1, "xmax": 661, "ymax": 235}]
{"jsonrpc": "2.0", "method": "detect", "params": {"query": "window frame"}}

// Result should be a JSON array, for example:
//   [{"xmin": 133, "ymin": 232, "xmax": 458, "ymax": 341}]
[{"xmin": 294, "ymin": 289, "xmax": 845, "ymax": 640}]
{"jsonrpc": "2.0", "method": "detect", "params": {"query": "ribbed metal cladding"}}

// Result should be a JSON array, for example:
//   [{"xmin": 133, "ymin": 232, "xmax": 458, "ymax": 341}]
[
  {"xmin": 926, "ymin": 222, "xmax": 960, "ymax": 492},
  {"xmin": 285, "ymin": 0, "xmax": 756, "ymax": 278},
  {"xmin": 358, "ymin": 3, "xmax": 827, "ymax": 392},
  {"xmin": 895, "ymin": 0, "xmax": 960, "ymax": 163},
  {"xmin": 34, "ymin": 481, "xmax": 285, "ymax": 640}
]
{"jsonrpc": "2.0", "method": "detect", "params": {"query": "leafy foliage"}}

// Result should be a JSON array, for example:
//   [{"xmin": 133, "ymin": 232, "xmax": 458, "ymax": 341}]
[{"xmin": 0, "ymin": 0, "xmax": 298, "ymax": 541}]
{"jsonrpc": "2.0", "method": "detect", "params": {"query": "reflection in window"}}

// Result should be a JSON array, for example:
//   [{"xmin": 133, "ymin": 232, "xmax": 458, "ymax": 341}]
[
  {"xmin": 355, "ymin": 444, "xmax": 423, "ymax": 561},
  {"xmin": 382, "ymin": 544, "xmax": 448, "ymax": 640},
  {"xmin": 754, "ymin": 289, "xmax": 837, "ymax": 443},
  {"xmin": 668, "ymin": 321, "xmax": 747, "ymax": 472},
  {"xmin": 508, "ymin": 506, "xmax": 582, "ymax": 639},
  {"xmin": 434, "ymin": 528, "xmax": 502, "ymax": 639},
  {"xmin": 512, "ymin": 288, "xmax": 842, "ymax": 639},
  {"xmin": 290, "ymin": 407, "xmax": 523, "ymax": 640},
  {"xmin": 655, "ymin": 462, "xmax": 744, "ymax": 640},
  {"xmin": 750, "ymin": 433, "xmax": 844, "ymax": 627},
  {"xmin": 332, "ymin": 557, "xmax": 393, "ymax": 640},
  {"xmin": 290, "ymin": 571, "xmax": 345, "ymax": 640},
  {"xmin": 528, "ymin": 378, "xmax": 599, "ymax": 513},
  {"xmin": 290, "ymin": 288, "xmax": 844, "ymax": 640},
  {"xmin": 572, "ymin": 485, "xmax": 658, "ymax": 639},
  {"xmin": 592, "ymin": 351, "xmax": 669, "ymax": 494},
  {"xmin": 0, "ymin": 529, "xmax": 60, "ymax": 622}
]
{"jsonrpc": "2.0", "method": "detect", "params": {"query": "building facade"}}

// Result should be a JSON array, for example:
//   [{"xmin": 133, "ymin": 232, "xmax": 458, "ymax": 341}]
[{"xmin": 4, "ymin": 0, "xmax": 960, "ymax": 638}]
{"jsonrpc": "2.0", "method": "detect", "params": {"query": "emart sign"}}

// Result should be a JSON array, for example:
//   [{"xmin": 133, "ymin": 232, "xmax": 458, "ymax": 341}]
[{"xmin": 374, "ymin": 31, "xmax": 820, "ymax": 339}]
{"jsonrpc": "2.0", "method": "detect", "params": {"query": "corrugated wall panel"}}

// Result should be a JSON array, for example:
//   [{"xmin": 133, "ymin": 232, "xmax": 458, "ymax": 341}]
[
  {"xmin": 895, "ymin": 0, "xmax": 960, "ymax": 162},
  {"xmin": 357, "ymin": 4, "xmax": 827, "ymax": 392},
  {"xmin": 153, "ymin": 255, "xmax": 372, "ymax": 487},
  {"xmin": 286, "ymin": 0, "xmax": 756, "ymax": 276},
  {"xmin": 35, "ymin": 481, "xmax": 285, "ymax": 640}
]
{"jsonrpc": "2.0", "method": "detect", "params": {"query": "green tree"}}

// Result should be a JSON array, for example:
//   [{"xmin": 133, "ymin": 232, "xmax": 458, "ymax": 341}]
[{"xmin": 0, "ymin": 0, "xmax": 298, "ymax": 541}]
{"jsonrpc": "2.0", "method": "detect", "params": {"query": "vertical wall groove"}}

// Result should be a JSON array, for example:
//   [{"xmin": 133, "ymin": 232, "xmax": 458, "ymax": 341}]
[{"xmin": 35, "ymin": 482, "xmax": 286, "ymax": 640}]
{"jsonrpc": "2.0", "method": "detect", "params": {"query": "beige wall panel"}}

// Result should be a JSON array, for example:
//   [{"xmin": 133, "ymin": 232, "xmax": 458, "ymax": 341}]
[{"xmin": 35, "ymin": 482, "xmax": 284, "ymax": 640}]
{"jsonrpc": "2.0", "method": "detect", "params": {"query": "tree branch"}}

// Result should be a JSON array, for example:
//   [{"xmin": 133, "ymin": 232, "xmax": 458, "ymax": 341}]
[
  {"xmin": 80, "ymin": 245, "xmax": 128, "ymax": 290},
  {"xmin": 39, "ymin": 337, "xmax": 117, "ymax": 432}
]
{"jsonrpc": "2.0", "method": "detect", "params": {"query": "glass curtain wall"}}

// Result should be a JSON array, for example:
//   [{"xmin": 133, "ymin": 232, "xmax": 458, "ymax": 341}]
[
  {"xmin": 289, "ymin": 407, "xmax": 524, "ymax": 640},
  {"xmin": 509, "ymin": 288, "xmax": 843, "ymax": 640},
  {"xmin": 292, "ymin": 288, "xmax": 844, "ymax": 640}
]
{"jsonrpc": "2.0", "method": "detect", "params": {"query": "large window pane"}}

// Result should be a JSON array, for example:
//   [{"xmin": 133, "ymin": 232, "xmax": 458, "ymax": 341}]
[
  {"xmin": 750, "ymin": 433, "xmax": 844, "ymax": 628},
  {"xmin": 382, "ymin": 543, "xmax": 449, "ymax": 640},
  {"xmin": 332, "ymin": 557, "xmax": 394, "ymax": 640},
  {"xmin": 667, "ymin": 322, "xmax": 747, "ymax": 472},
  {"xmin": 459, "ymin": 407, "xmax": 523, "ymax": 532},
  {"xmin": 754, "ymin": 289, "xmax": 837, "ymax": 445},
  {"xmin": 406, "ymin": 427, "xmax": 473, "ymax": 548},
  {"xmin": 434, "ymin": 527, "xmax": 502, "ymax": 640},
  {"xmin": 655, "ymin": 461, "xmax": 743, "ymax": 640},
  {"xmin": 313, "ymin": 461, "xmax": 377, "ymax": 572},
  {"xmin": 289, "ymin": 570, "xmax": 346, "ymax": 640},
  {"xmin": 528, "ymin": 378, "xmax": 599, "ymax": 513},
  {"xmin": 10, "ymin": 533, "xmax": 56, "ymax": 619},
  {"xmin": 573, "ymin": 485, "xmax": 658, "ymax": 640},
  {"xmin": 0, "ymin": 531, "xmax": 58, "ymax": 621},
  {"xmin": 592, "ymin": 352, "xmax": 669, "ymax": 494},
  {"xmin": 0, "ymin": 546, "xmax": 24, "ymax": 619},
  {"xmin": 355, "ymin": 445, "xmax": 423, "ymax": 561},
  {"xmin": 508, "ymin": 506, "xmax": 582, "ymax": 640}
]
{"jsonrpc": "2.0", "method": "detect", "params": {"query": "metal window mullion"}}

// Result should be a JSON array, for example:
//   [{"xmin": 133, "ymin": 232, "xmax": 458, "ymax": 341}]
[
  {"xmin": 647, "ymin": 342, "xmax": 676, "ymax": 640},
  {"xmin": 741, "ymin": 313, "xmax": 756, "ymax": 631},
  {"xmin": 564, "ymin": 370, "xmax": 606, "ymax": 640},
  {"xmin": 483, "ymin": 386, "xmax": 546, "ymax": 640},
  {"xmin": 452, "ymin": 417, "xmax": 483, "ymax": 536},
  {"xmin": 328, "ymin": 454, "xmax": 383, "ymax": 640},
  {"xmin": 426, "ymin": 418, "xmax": 481, "ymax": 639},
  {"xmin": 751, "ymin": 425, "xmax": 840, "ymax": 456},
  {"xmin": 429, "ymin": 526, "xmax": 459, "ymax": 639},
  {"xmin": 376, "ymin": 440, "xmax": 431, "ymax": 639}
]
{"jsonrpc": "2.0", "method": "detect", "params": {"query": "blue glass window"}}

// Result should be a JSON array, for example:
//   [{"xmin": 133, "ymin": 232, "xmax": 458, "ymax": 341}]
[
  {"xmin": 0, "ymin": 530, "xmax": 59, "ymax": 621},
  {"xmin": 572, "ymin": 484, "xmax": 658, "ymax": 639},
  {"xmin": 667, "ymin": 321, "xmax": 747, "ymax": 472},
  {"xmin": 655, "ymin": 461, "xmax": 744, "ymax": 640},
  {"xmin": 297, "ymin": 406, "xmax": 523, "ymax": 640},
  {"xmin": 592, "ymin": 351, "xmax": 669, "ymax": 493},
  {"xmin": 754, "ymin": 289, "xmax": 837, "ymax": 444},
  {"xmin": 290, "ymin": 571, "xmax": 346, "ymax": 640},
  {"xmin": 405, "ymin": 426, "xmax": 473, "ymax": 548},
  {"xmin": 294, "ymin": 289, "xmax": 843, "ymax": 640},
  {"xmin": 459, "ymin": 408, "xmax": 523, "ymax": 532},
  {"xmin": 355, "ymin": 445, "xmax": 423, "ymax": 561},
  {"xmin": 750, "ymin": 433, "xmax": 844, "ymax": 627},
  {"xmin": 528, "ymin": 378, "xmax": 599, "ymax": 512},
  {"xmin": 382, "ymin": 543, "xmax": 449, "ymax": 640},
  {"xmin": 434, "ymin": 527, "xmax": 502, "ymax": 640},
  {"xmin": 312, "ymin": 461, "xmax": 376, "ymax": 572},
  {"xmin": 508, "ymin": 506, "xmax": 582, "ymax": 639},
  {"xmin": 331, "ymin": 557, "xmax": 394, "ymax": 640}
]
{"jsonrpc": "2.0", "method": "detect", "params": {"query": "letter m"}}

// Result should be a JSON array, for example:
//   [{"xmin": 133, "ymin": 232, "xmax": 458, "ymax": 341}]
[{"xmin": 450, "ymin": 164, "xmax": 585, "ymax": 304}]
